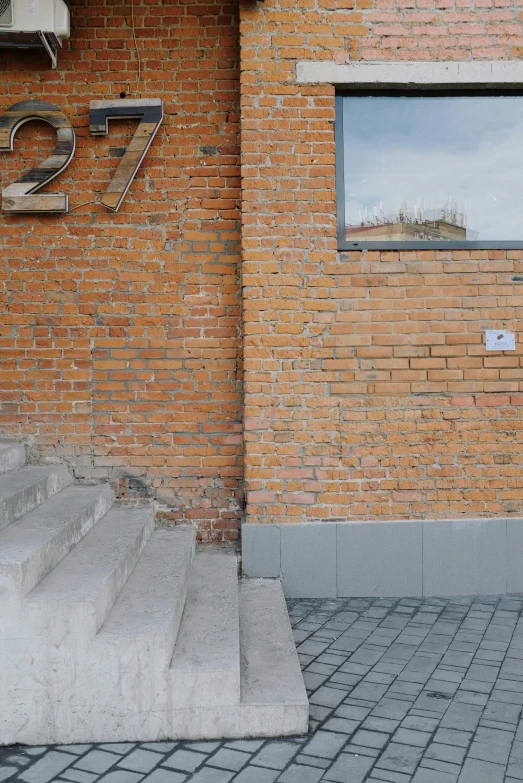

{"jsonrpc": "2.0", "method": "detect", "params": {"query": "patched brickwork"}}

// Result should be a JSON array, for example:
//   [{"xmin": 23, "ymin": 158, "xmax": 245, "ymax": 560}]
[
  {"xmin": 240, "ymin": 0, "xmax": 523, "ymax": 524},
  {"xmin": 0, "ymin": 0, "xmax": 242, "ymax": 541}
]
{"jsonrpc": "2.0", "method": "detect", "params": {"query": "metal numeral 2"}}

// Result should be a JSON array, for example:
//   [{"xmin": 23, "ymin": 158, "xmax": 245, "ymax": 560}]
[{"xmin": 0, "ymin": 98, "xmax": 163, "ymax": 214}]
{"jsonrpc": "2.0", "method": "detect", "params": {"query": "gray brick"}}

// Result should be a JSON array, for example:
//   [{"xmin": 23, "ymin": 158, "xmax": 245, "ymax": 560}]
[
  {"xmin": 60, "ymin": 770, "xmax": 99, "ymax": 783},
  {"xmin": 412, "ymin": 769, "xmax": 458, "ymax": 783},
  {"xmin": 142, "ymin": 771, "xmax": 187, "ymax": 783},
  {"xmin": 309, "ymin": 686, "xmax": 346, "ymax": 708},
  {"xmin": 323, "ymin": 753, "xmax": 374, "ymax": 783},
  {"xmin": 118, "ymin": 751, "xmax": 163, "ymax": 774},
  {"xmin": 98, "ymin": 774, "xmax": 145, "ymax": 783},
  {"xmin": 457, "ymin": 758, "xmax": 505, "ymax": 783},
  {"xmin": 276, "ymin": 764, "xmax": 324, "ymax": 783},
  {"xmin": 188, "ymin": 770, "xmax": 233, "ymax": 783},
  {"xmin": 140, "ymin": 745, "xmax": 177, "ymax": 755},
  {"xmin": 20, "ymin": 752, "xmax": 78, "ymax": 783},
  {"xmin": 301, "ymin": 731, "xmax": 347, "ymax": 759},
  {"xmin": 233, "ymin": 768, "xmax": 279, "ymax": 783},
  {"xmin": 74, "ymin": 752, "xmax": 120, "ymax": 775},
  {"xmin": 351, "ymin": 730, "xmax": 389, "ymax": 749},
  {"xmin": 393, "ymin": 729, "xmax": 431, "ymax": 748},
  {"xmin": 251, "ymin": 743, "xmax": 297, "ymax": 771},
  {"xmin": 206, "ymin": 749, "xmax": 250, "ymax": 773},
  {"xmin": 425, "ymin": 743, "xmax": 466, "ymax": 765},
  {"xmin": 376, "ymin": 743, "xmax": 424, "ymax": 775},
  {"xmin": 163, "ymin": 751, "xmax": 207, "ymax": 774}
]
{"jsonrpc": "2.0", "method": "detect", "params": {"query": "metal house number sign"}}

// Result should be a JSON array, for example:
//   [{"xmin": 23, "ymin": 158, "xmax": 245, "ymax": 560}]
[{"xmin": 0, "ymin": 98, "xmax": 163, "ymax": 214}]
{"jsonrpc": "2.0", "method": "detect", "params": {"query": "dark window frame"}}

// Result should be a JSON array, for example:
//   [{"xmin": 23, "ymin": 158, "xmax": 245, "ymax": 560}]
[{"xmin": 335, "ymin": 88, "xmax": 523, "ymax": 251}]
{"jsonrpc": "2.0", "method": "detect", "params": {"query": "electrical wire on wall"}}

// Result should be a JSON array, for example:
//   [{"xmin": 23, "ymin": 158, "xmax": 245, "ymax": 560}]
[{"xmin": 130, "ymin": 0, "xmax": 142, "ymax": 95}]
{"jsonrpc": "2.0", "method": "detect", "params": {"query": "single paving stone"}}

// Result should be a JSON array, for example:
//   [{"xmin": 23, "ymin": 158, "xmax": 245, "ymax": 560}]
[
  {"xmin": 74, "ymin": 752, "xmax": 121, "ymax": 775},
  {"xmin": 188, "ymin": 769, "xmax": 233, "ymax": 783},
  {"xmin": 371, "ymin": 698, "xmax": 412, "ymax": 720},
  {"xmin": 251, "ymin": 742, "xmax": 297, "ymax": 770},
  {"xmin": 323, "ymin": 753, "xmax": 374, "ymax": 783},
  {"xmin": 301, "ymin": 731, "xmax": 347, "ymax": 759},
  {"xmin": 292, "ymin": 756, "xmax": 329, "ymax": 769},
  {"xmin": 351, "ymin": 730, "xmax": 389, "ymax": 749},
  {"xmin": 276, "ymin": 763, "xmax": 324, "ymax": 783},
  {"xmin": 98, "ymin": 773, "xmax": 145, "ymax": 783},
  {"xmin": 183, "ymin": 741, "xmax": 220, "ymax": 755},
  {"xmin": 400, "ymin": 716, "xmax": 439, "ymax": 733},
  {"xmin": 368, "ymin": 771, "xmax": 412, "ymax": 783},
  {"xmin": 432, "ymin": 729, "xmax": 471, "ymax": 748},
  {"xmin": 412, "ymin": 770, "xmax": 458, "ymax": 783},
  {"xmin": 206, "ymin": 749, "xmax": 250, "ymax": 772},
  {"xmin": 118, "ymin": 751, "xmax": 163, "ymax": 774},
  {"xmin": 60, "ymin": 769, "xmax": 99, "ymax": 783},
  {"xmin": 163, "ymin": 751, "xmax": 208, "ymax": 774},
  {"xmin": 100, "ymin": 746, "xmax": 137, "ymax": 755},
  {"xmin": 233, "ymin": 767, "xmax": 279, "ymax": 783},
  {"xmin": 223, "ymin": 740, "xmax": 264, "ymax": 752},
  {"xmin": 56, "ymin": 748, "xmax": 92, "ymax": 756},
  {"xmin": 457, "ymin": 758, "xmax": 505, "ymax": 783},
  {"xmin": 424, "ymin": 743, "xmax": 466, "ymax": 766},
  {"xmin": 482, "ymin": 701, "xmax": 521, "ymax": 724},
  {"xmin": 140, "ymin": 745, "xmax": 177, "ymax": 754},
  {"xmin": 468, "ymin": 740, "xmax": 511, "ymax": 765},
  {"xmin": 393, "ymin": 729, "xmax": 431, "ymax": 748},
  {"xmin": 303, "ymin": 672, "xmax": 329, "ymax": 691},
  {"xmin": 321, "ymin": 717, "xmax": 360, "ymax": 734},
  {"xmin": 349, "ymin": 682, "xmax": 390, "ymax": 703},
  {"xmin": 309, "ymin": 686, "xmax": 347, "ymax": 708},
  {"xmin": 334, "ymin": 704, "xmax": 370, "ymax": 721},
  {"xmin": 20, "ymin": 752, "xmax": 78, "ymax": 783},
  {"xmin": 507, "ymin": 758, "xmax": 523, "ymax": 779},
  {"xmin": 309, "ymin": 704, "xmax": 331, "ymax": 722},
  {"xmin": 3, "ymin": 756, "xmax": 31, "ymax": 768},
  {"xmin": 362, "ymin": 717, "xmax": 399, "ymax": 734},
  {"xmin": 142, "ymin": 771, "xmax": 185, "ymax": 783},
  {"xmin": 439, "ymin": 703, "xmax": 483, "ymax": 732},
  {"xmin": 375, "ymin": 743, "xmax": 424, "ymax": 775}
]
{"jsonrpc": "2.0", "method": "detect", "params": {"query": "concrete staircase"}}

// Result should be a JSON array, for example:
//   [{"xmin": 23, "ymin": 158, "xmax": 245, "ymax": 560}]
[{"xmin": 0, "ymin": 441, "xmax": 308, "ymax": 746}]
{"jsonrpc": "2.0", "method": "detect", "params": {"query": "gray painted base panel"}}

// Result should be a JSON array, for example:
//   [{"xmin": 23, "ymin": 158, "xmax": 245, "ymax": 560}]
[{"xmin": 242, "ymin": 518, "xmax": 523, "ymax": 598}]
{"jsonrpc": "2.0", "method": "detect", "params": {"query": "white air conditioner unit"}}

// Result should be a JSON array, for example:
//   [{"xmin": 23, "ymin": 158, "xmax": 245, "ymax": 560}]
[{"xmin": 0, "ymin": 0, "xmax": 70, "ymax": 68}]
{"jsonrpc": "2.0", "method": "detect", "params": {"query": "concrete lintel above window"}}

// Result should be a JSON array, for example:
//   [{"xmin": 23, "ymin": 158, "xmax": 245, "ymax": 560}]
[{"xmin": 296, "ymin": 60, "xmax": 523, "ymax": 87}]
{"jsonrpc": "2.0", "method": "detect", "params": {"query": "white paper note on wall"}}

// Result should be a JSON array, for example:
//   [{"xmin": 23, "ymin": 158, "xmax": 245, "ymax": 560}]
[{"xmin": 485, "ymin": 330, "xmax": 516, "ymax": 351}]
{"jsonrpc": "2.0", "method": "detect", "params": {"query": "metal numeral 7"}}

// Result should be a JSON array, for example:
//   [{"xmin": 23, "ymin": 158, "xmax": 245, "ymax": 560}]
[{"xmin": 89, "ymin": 99, "xmax": 163, "ymax": 212}]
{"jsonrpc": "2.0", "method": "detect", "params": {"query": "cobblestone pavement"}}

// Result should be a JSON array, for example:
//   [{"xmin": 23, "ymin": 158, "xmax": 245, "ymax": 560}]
[{"xmin": 4, "ymin": 595, "xmax": 523, "ymax": 782}]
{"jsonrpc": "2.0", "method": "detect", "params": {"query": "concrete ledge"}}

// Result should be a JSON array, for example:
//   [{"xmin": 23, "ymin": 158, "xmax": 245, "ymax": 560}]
[
  {"xmin": 242, "ymin": 518, "xmax": 523, "ymax": 598},
  {"xmin": 296, "ymin": 60, "xmax": 523, "ymax": 86}
]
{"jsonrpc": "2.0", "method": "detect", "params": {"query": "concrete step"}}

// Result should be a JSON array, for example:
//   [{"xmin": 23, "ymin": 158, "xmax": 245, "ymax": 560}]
[
  {"xmin": 25, "ymin": 506, "xmax": 154, "ymax": 640},
  {"xmin": 171, "ymin": 549, "xmax": 240, "ymax": 721},
  {"xmin": 239, "ymin": 579, "xmax": 309, "ymax": 736},
  {"xmin": 0, "ymin": 441, "xmax": 25, "ymax": 474},
  {"xmin": 0, "ymin": 484, "xmax": 113, "ymax": 596},
  {"xmin": 0, "ymin": 465, "xmax": 70, "ymax": 531},
  {"xmin": 99, "ymin": 527, "xmax": 196, "ymax": 664},
  {"xmin": 170, "ymin": 554, "xmax": 308, "ymax": 741}
]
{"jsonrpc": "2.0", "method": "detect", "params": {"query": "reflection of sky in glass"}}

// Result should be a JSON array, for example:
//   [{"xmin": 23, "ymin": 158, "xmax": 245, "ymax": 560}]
[{"xmin": 343, "ymin": 96, "xmax": 523, "ymax": 240}]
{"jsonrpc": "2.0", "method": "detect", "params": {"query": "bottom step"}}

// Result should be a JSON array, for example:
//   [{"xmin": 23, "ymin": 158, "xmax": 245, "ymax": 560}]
[{"xmin": 171, "ymin": 577, "xmax": 309, "ymax": 739}]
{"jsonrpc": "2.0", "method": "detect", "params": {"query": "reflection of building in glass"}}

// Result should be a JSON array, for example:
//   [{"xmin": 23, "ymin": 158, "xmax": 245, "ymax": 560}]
[{"xmin": 346, "ymin": 201, "xmax": 476, "ymax": 241}]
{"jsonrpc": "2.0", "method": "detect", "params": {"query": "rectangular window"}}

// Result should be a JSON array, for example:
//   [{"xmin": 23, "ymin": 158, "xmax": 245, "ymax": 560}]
[{"xmin": 336, "ymin": 91, "xmax": 523, "ymax": 250}]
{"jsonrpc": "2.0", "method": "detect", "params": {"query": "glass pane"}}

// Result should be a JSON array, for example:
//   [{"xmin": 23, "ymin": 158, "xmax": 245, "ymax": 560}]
[{"xmin": 342, "ymin": 95, "xmax": 523, "ymax": 243}]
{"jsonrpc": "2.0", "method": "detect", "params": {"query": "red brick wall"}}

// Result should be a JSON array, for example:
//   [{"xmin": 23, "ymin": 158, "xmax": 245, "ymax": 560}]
[
  {"xmin": 0, "ymin": 0, "xmax": 242, "ymax": 541},
  {"xmin": 240, "ymin": 0, "xmax": 523, "ymax": 524}
]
